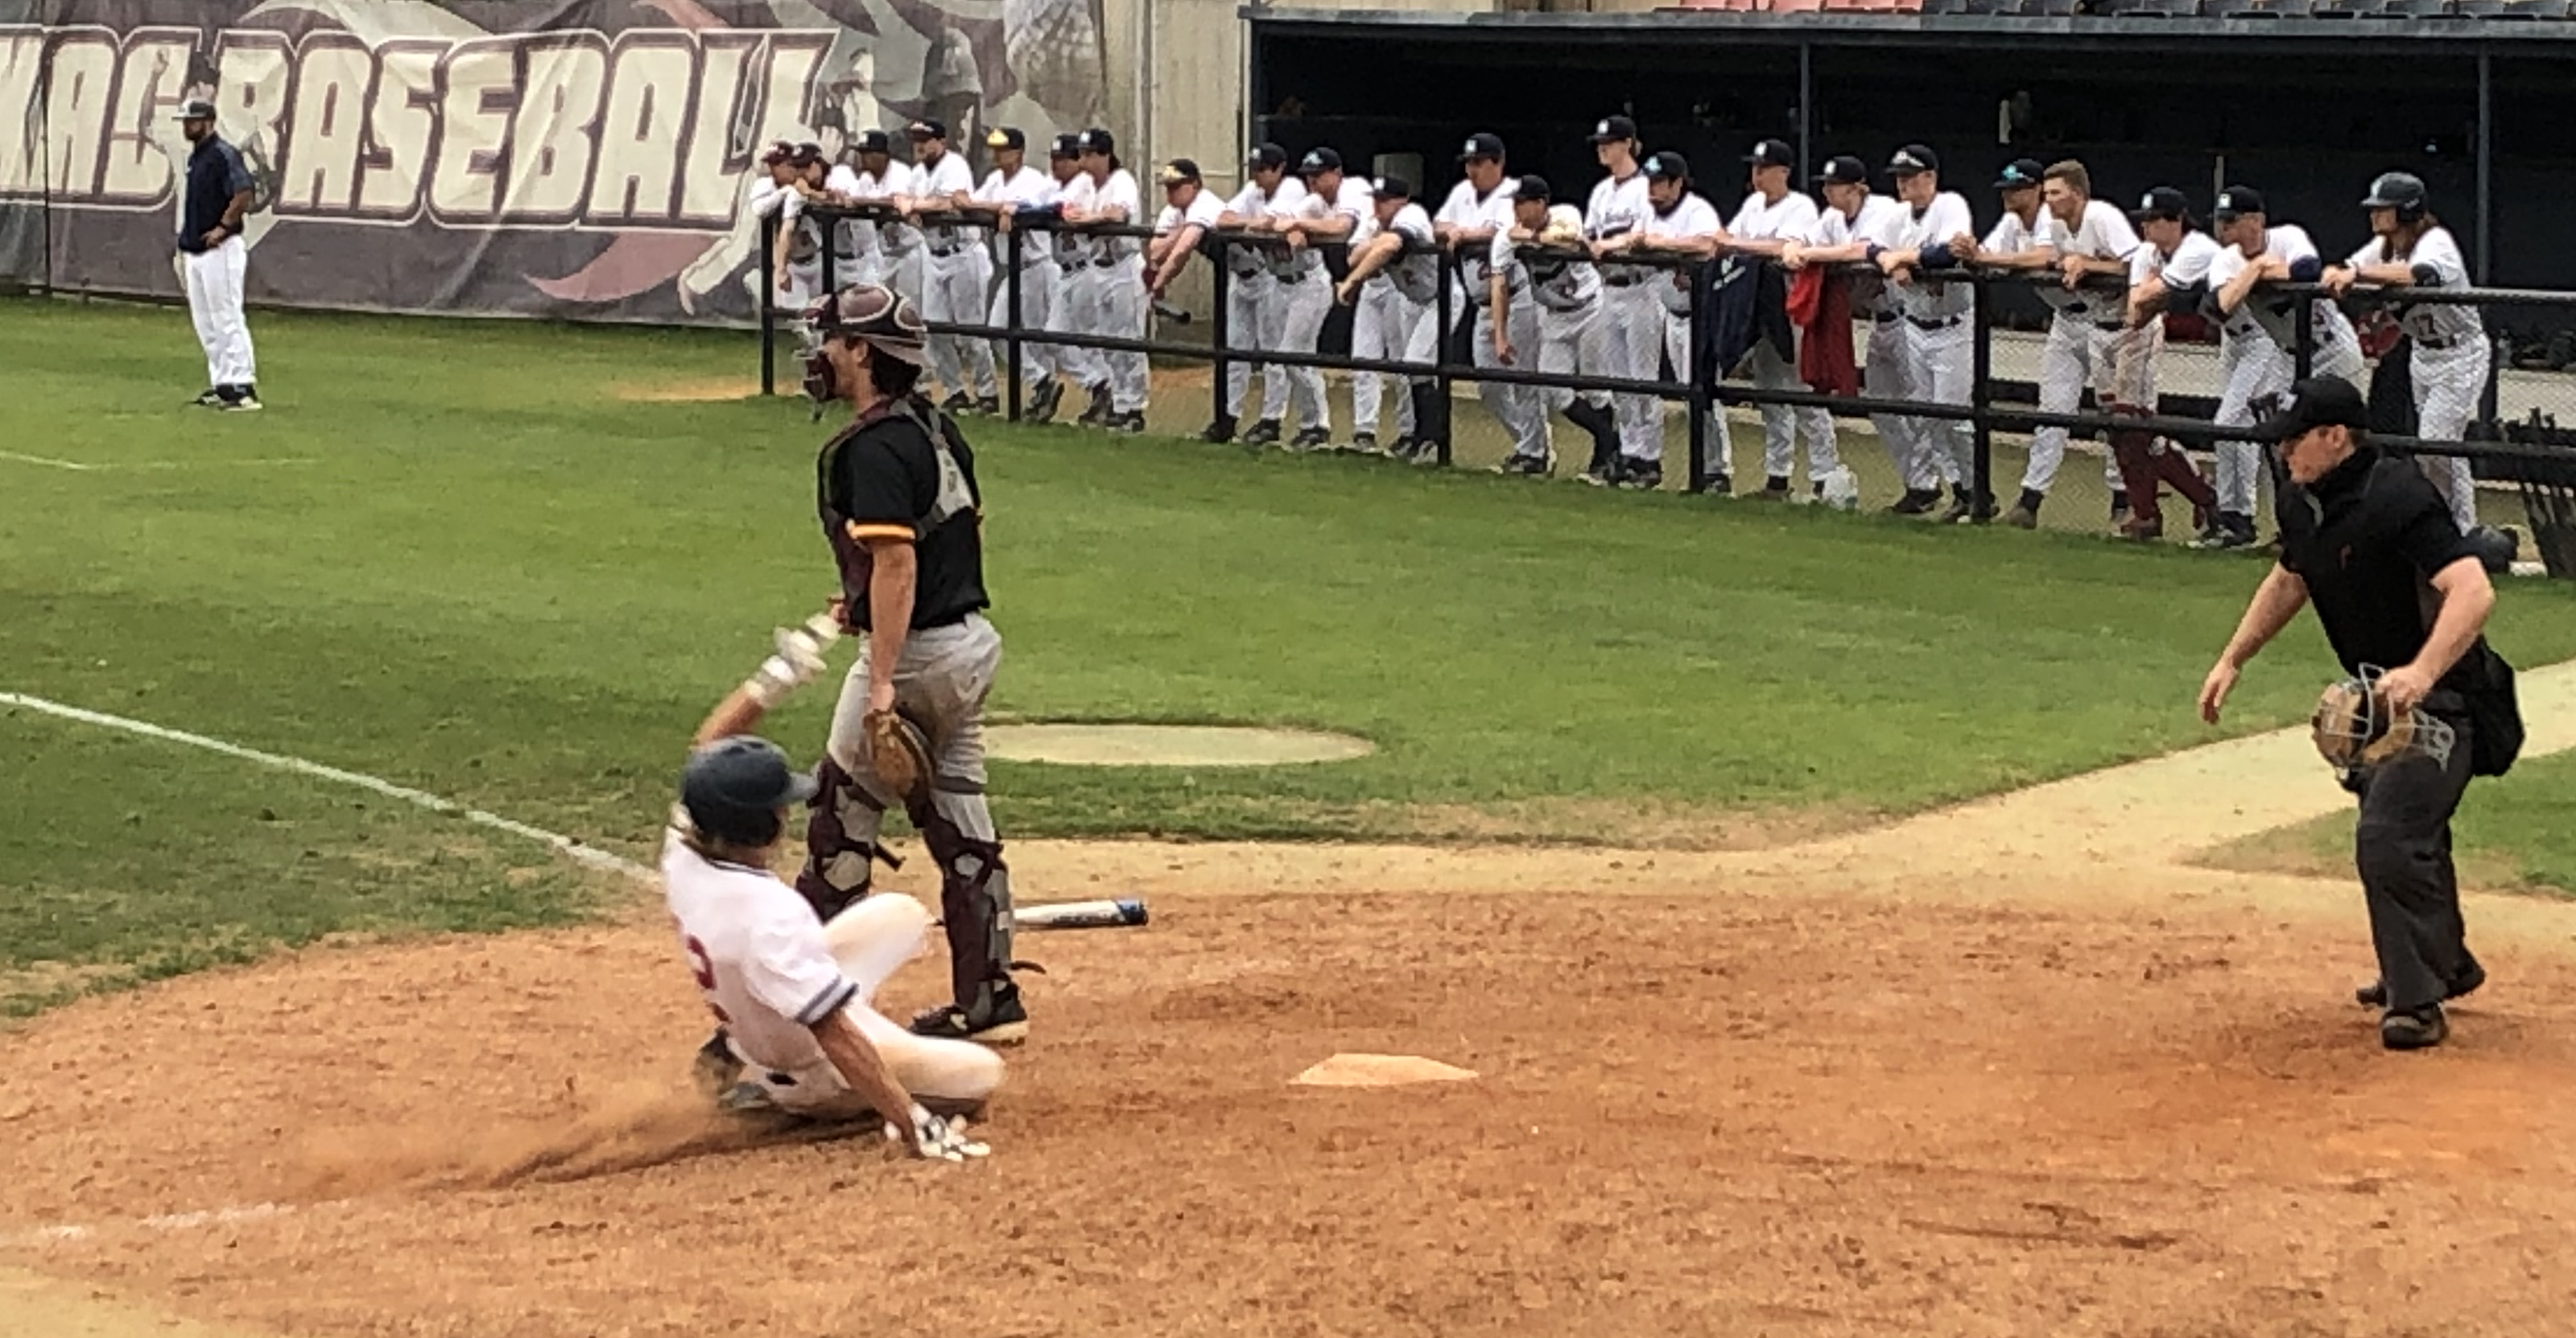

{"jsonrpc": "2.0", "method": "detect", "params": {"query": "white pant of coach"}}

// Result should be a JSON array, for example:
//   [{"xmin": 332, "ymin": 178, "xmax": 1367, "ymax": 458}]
[
  {"xmin": 924, "ymin": 246, "xmax": 997, "ymax": 401},
  {"xmin": 1906, "ymin": 316, "xmax": 1975, "ymax": 491},
  {"xmin": 1604, "ymin": 281, "xmax": 1664, "ymax": 465},
  {"xmin": 989, "ymin": 258, "xmax": 1056, "ymax": 397},
  {"xmin": 185, "ymin": 237, "xmax": 256, "ymax": 390}
]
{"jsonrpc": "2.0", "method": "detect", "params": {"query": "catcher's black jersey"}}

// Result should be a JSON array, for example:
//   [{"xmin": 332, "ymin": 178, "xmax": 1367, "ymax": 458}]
[
  {"xmin": 819, "ymin": 399, "xmax": 989, "ymax": 632},
  {"xmin": 2274, "ymin": 444, "xmax": 2482, "ymax": 690}
]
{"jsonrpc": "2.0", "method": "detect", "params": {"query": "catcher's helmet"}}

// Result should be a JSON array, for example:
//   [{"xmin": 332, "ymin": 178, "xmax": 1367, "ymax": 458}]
[
  {"xmin": 680, "ymin": 736, "xmax": 819, "ymax": 847},
  {"xmin": 2361, "ymin": 171, "xmax": 2429, "ymax": 224}
]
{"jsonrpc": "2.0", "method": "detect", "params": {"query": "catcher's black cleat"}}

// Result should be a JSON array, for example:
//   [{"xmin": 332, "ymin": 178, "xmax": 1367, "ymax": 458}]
[
  {"xmin": 911, "ymin": 981, "xmax": 1030, "ymax": 1047},
  {"xmin": 2357, "ymin": 959, "xmax": 2485, "ymax": 1010},
  {"xmin": 2380, "ymin": 1005, "xmax": 2449, "ymax": 1051}
]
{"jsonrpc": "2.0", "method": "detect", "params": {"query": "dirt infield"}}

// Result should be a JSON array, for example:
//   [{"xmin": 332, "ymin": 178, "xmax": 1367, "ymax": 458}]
[{"xmin": 5, "ymin": 670, "xmax": 2574, "ymax": 1337}]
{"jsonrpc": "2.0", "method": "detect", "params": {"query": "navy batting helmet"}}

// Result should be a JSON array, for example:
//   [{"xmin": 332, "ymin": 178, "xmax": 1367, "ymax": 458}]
[
  {"xmin": 2362, "ymin": 171, "xmax": 2429, "ymax": 225},
  {"xmin": 680, "ymin": 736, "xmax": 819, "ymax": 847}
]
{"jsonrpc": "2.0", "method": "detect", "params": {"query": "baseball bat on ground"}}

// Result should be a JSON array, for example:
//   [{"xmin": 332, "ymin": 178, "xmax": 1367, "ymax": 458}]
[{"xmin": 1017, "ymin": 898, "xmax": 1149, "ymax": 930}]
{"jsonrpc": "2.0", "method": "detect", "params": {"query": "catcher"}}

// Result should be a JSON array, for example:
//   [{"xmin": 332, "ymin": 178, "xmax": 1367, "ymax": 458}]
[
  {"xmin": 2198, "ymin": 378, "xmax": 2523, "ymax": 1051},
  {"xmin": 793, "ymin": 281, "xmax": 1030, "ymax": 1047}
]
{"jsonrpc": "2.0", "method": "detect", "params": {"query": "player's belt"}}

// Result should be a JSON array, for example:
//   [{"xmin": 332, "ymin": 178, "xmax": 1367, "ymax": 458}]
[
  {"xmin": 2414, "ymin": 333, "xmax": 2466, "ymax": 351},
  {"xmin": 1872, "ymin": 311, "xmax": 1902, "ymax": 324},
  {"xmin": 1909, "ymin": 315, "xmax": 1963, "ymax": 332},
  {"xmin": 1274, "ymin": 270, "xmax": 1310, "ymax": 284},
  {"xmin": 1602, "ymin": 271, "xmax": 1649, "ymax": 287}
]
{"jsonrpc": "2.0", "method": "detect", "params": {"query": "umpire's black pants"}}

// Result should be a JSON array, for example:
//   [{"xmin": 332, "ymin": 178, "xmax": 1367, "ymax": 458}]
[{"xmin": 2351, "ymin": 702, "xmax": 2479, "ymax": 1013}]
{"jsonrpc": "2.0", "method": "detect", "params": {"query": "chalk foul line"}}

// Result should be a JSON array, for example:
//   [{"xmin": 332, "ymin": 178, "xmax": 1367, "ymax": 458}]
[{"xmin": 0, "ymin": 692, "xmax": 650, "ymax": 880}]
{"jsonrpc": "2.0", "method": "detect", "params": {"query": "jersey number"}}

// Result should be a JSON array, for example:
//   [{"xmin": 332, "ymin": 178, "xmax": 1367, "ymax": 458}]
[{"xmin": 683, "ymin": 935, "xmax": 731, "ymax": 1025}]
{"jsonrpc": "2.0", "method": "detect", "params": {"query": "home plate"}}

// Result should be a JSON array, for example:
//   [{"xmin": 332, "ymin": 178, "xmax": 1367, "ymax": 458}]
[{"xmin": 1290, "ymin": 1053, "xmax": 1480, "ymax": 1088}]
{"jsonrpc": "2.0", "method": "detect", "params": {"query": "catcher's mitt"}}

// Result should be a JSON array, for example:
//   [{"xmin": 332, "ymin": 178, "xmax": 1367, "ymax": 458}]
[
  {"xmin": 2312, "ymin": 674, "xmax": 2454, "ymax": 772},
  {"xmin": 864, "ymin": 708, "xmax": 934, "ymax": 803}
]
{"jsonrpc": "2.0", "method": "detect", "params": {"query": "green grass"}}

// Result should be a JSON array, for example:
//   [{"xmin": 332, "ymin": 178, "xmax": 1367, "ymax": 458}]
[
  {"xmin": 2202, "ymin": 749, "xmax": 2576, "ymax": 898},
  {"xmin": 4, "ymin": 295, "xmax": 2573, "ymax": 1007}
]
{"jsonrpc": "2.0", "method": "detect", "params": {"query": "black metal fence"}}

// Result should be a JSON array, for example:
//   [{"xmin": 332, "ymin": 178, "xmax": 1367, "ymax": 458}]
[{"xmin": 758, "ymin": 204, "xmax": 2576, "ymax": 576}]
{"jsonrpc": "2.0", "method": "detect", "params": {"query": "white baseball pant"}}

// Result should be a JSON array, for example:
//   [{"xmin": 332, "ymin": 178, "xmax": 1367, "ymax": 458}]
[
  {"xmin": 1907, "ymin": 318, "xmax": 1974, "ymax": 489},
  {"xmin": 1272, "ymin": 269, "xmax": 1331, "ymax": 432},
  {"xmin": 1604, "ymin": 280, "xmax": 1665, "ymax": 461},
  {"xmin": 1049, "ymin": 260, "xmax": 1104, "ymax": 394},
  {"xmin": 2212, "ymin": 336, "xmax": 2293, "ymax": 518},
  {"xmin": 1479, "ymin": 291, "xmax": 1548, "ymax": 461},
  {"xmin": 923, "ymin": 247, "xmax": 997, "ymax": 400},
  {"xmin": 1751, "ymin": 339, "xmax": 1838, "ymax": 485},
  {"xmin": 879, "ymin": 248, "xmax": 925, "ymax": 309},
  {"xmin": 1351, "ymin": 282, "xmax": 1429, "ymax": 439},
  {"xmin": 988, "ymin": 258, "xmax": 1056, "ymax": 396},
  {"xmin": 183, "ymin": 237, "xmax": 256, "ymax": 390},
  {"xmin": 1664, "ymin": 308, "xmax": 1715, "ymax": 477},
  {"xmin": 1098, "ymin": 256, "xmax": 1150, "ymax": 415},
  {"xmin": 1864, "ymin": 316, "xmax": 1934, "ymax": 492},
  {"xmin": 1222, "ymin": 269, "xmax": 1275, "ymax": 420},
  {"xmin": 2412, "ymin": 338, "xmax": 2489, "ymax": 534},
  {"xmin": 1538, "ymin": 301, "xmax": 1613, "ymax": 415},
  {"xmin": 2028, "ymin": 316, "xmax": 2126, "ymax": 498}
]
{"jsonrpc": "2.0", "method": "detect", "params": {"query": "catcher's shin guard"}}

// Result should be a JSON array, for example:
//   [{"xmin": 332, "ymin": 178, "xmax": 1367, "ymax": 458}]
[
  {"xmin": 795, "ymin": 758, "xmax": 886, "ymax": 922},
  {"xmin": 917, "ymin": 791, "xmax": 1017, "ymax": 1014}
]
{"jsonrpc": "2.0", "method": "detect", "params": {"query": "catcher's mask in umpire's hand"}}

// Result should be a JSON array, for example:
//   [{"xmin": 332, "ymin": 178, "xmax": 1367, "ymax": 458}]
[{"xmin": 802, "ymin": 283, "xmax": 931, "ymax": 408}]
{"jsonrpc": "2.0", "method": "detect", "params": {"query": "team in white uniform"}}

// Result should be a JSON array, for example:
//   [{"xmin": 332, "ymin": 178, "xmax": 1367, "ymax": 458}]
[
  {"xmin": 1335, "ymin": 175, "xmax": 1445, "ymax": 460},
  {"xmin": 1499, "ymin": 178, "xmax": 1623, "ymax": 476},
  {"xmin": 1438, "ymin": 134, "xmax": 1545, "ymax": 468},
  {"xmin": 1601, "ymin": 151, "xmax": 1722, "ymax": 491},
  {"xmin": 2199, "ymin": 185, "xmax": 2367, "ymax": 548},
  {"xmin": 1786, "ymin": 156, "xmax": 1922, "ymax": 510},
  {"xmin": 1583, "ymin": 118, "xmax": 1664, "ymax": 481},
  {"xmin": 955, "ymin": 127, "xmax": 1058, "ymax": 415},
  {"xmin": 900, "ymin": 120, "xmax": 996, "ymax": 412},
  {"xmin": 2111, "ymin": 186, "xmax": 2225, "ymax": 540},
  {"xmin": 2324, "ymin": 171, "xmax": 2487, "ymax": 535},
  {"xmin": 1721, "ymin": 139, "xmax": 1842, "ymax": 499},
  {"xmin": 1281, "ymin": 149, "xmax": 1375, "ymax": 451},
  {"xmin": 1873, "ymin": 146, "xmax": 1986, "ymax": 522}
]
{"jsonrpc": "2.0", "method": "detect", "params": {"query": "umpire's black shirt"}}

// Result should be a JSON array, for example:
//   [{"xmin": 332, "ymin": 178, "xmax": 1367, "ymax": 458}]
[{"xmin": 2273, "ymin": 443, "xmax": 2485, "ymax": 692}]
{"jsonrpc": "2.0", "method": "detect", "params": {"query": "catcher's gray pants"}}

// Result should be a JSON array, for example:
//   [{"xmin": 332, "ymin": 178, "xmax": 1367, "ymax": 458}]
[
  {"xmin": 1096, "ymin": 256, "xmax": 1150, "ymax": 414},
  {"xmin": 1864, "ymin": 316, "xmax": 1934, "ymax": 491},
  {"xmin": 1906, "ymin": 316, "xmax": 1975, "ymax": 490},
  {"xmin": 1224, "ymin": 270, "xmax": 1275, "ymax": 420},
  {"xmin": 1538, "ymin": 300, "xmax": 1612, "ymax": 415},
  {"xmin": 1271, "ymin": 269, "xmax": 1331, "ymax": 431},
  {"xmin": 1048, "ymin": 259, "xmax": 1103, "ymax": 392},
  {"xmin": 2351, "ymin": 702, "xmax": 2479, "ymax": 1015},
  {"xmin": 2029, "ymin": 316, "xmax": 2126, "ymax": 498},
  {"xmin": 1477, "ymin": 292, "xmax": 1547, "ymax": 462},
  {"xmin": 1751, "ymin": 338, "xmax": 1838, "ymax": 484},
  {"xmin": 989, "ymin": 258, "xmax": 1056, "ymax": 394},
  {"xmin": 1352, "ymin": 281, "xmax": 1429, "ymax": 438},
  {"xmin": 2411, "ymin": 339, "xmax": 2489, "ymax": 534},
  {"xmin": 1604, "ymin": 281, "xmax": 1665, "ymax": 462},
  {"xmin": 1662, "ymin": 308, "xmax": 1708, "ymax": 474},
  {"xmin": 924, "ymin": 247, "xmax": 997, "ymax": 401},
  {"xmin": 2214, "ymin": 335, "xmax": 2294, "ymax": 518}
]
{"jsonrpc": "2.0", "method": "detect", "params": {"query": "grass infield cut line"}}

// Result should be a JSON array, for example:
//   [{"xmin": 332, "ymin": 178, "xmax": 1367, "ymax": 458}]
[
  {"xmin": 0, "ymin": 452, "xmax": 315, "ymax": 473},
  {"xmin": 0, "ymin": 692, "xmax": 651, "ymax": 881}
]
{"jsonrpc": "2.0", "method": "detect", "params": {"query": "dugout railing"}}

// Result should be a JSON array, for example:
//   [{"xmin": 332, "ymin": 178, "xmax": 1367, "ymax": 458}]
[{"xmin": 757, "ymin": 206, "xmax": 2576, "ymax": 576}]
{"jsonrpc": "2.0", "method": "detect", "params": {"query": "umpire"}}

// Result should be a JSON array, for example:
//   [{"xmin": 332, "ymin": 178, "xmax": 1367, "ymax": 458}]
[{"xmin": 2197, "ymin": 378, "xmax": 2522, "ymax": 1051}]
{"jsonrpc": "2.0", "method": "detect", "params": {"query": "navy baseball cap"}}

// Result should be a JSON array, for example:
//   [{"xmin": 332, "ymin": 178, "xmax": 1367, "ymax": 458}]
[
  {"xmin": 1642, "ymin": 151, "xmax": 1690, "ymax": 183},
  {"xmin": 1049, "ymin": 132, "xmax": 1080, "ymax": 159},
  {"xmin": 1247, "ymin": 142, "xmax": 1289, "ymax": 171},
  {"xmin": 2253, "ymin": 378, "xmax": 2370, "ymax": 442},
  {"xmin": 1458, "ymin": 131, "xmax": 1506, "ymax": 163},
  {"xmin": 854, "ymin": 130, "xmax": 892, "ymax": 156},
  {"xmin": 1076, "ymin": 128, "xmax": 1115, "ymax": 155},
  {"xmin": 1887, "ymin": 144, "xmax": 1939, "ymax": 177},
  {"xmin": 1515, "ymin": 174, "xmax": 1552, "ymax": 202},
  {"xmin": 1374, "ymin": 174, "xmax": 1414, "ymax": 200},
  {"xmin": 1590, "ymin": 115, "xmax": 1639, "ymax": 145},
  {"xmin": 906, "ymin": 118, "xmax": 946, "ymax": 140},
  {"xmin": 1158, "ymin": 159, "xmax": 1202, "ymax": 186},
  {"xmin": 2211, "ymin": 185, "xmax": 2267, "ymax": 221},
  {"xmin": 1994, "ymin": 158, "xmax": 2046, "ymax": 191},
  {"xmin": 175, "ymin": 98, "xmax": 217, "ymax": 122},
  {"xmin": 985, "ymin": 126, "xmax": 1026, "ymax": 152},
  {"xmin": 2131, "ymin": 186, "xmax": 2193, "ymax": 223},
  {"xmin": 1814, "ymin": 155, "xmax": 1869, "ymax": 187},
  {"xmin": 1745, "ymin": 138, "xmax": 1795, "ymax": 169},
  {"xmin": 1298, "ymin": 147, "xmax": 1342, "ymax": 174}
]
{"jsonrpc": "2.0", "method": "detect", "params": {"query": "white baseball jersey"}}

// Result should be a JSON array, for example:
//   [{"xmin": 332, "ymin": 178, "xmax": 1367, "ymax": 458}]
[
  {"xmin": 1889, "ymin": 191, "xmax": 1975, "ymax": 320},
  {"xmin": 1091, "ymin": 168, "xmax": 1143, "ymax": 262},
  {"xmin": 663, "ymin": 827, "xmax": 854, "ymax": 1076},
  {"xmin": 2208, "ymin": 224, "xmax": 2314, "ymax": 345},
  {"xmin": 1355, "ymin": 202, "xmax": 1440, "ymax": 304},
  {"xmin": 2037, "ymin": 200, "xmax": 2138, "ymax": 323},
  {"xmin": 2347, "ymin": 225, "xmax": 2481, "ymax": 346},
  {"xmin": 1222, "ymin": 178, "xmax": 1294, "ymax": 275},
  {"xmin": 1154, "ymin": 188, "xmax": 1225, "ymax": 237},
  {"xmin": 1438, "ymin": 178, "xmax": 1519, "ymax": 299},
  {"xmin": 1501, "ymin": 206, "xmax": 1601, "ymax": 313},
  {"xmin": 912, "ymin": 151, "xmax": 976, "ymax": 248},
  {"xmin": 1051, "ymin": 169, "xmax": 1096, "ymax": 264},
  {"xmin": 1259, "ymin": 176, "xmax": 1324, "ymax": 276},
  {"xmin": 1981, "ymin": 208, "xmax": 2047, "ymax": 255},
  {"xmin": 2132, "ymin": 229, "xmax": 2222, "ymax": 290},
  {"xmin": 1642, "ymin": 190, "xmax": 1723, "ymax": 315},
  {"xmin": 1810, "ymin": 194, "xmax": 1911, "ymax": 315},
  {"xmin": 853, "ymin": 163, "xmax": 917, "ymax": 256},
  {"xmin": 1586, "ymin": 171, "xmax": 1653, "ymax": 246},
  {"xmin": 976, "ymin": 164, "xmax": 1054, "ymax": 266},
  {"xmin": 1728, "ymin": 189, "xmax": 1821, "ymax": 245},
  {"xmin": 1321, "ymin": 177, "xmax": 1375, "ymax": 228}
]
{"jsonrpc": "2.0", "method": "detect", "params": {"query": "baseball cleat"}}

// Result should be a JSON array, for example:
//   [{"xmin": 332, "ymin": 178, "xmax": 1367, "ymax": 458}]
[
  {"xmin": 2108, "ymin": 490, "xmax": 2132, "ymax": 526},
  {"xmin": 1199, "ymin": 415, "xmax": 1238, "ymax": 444},
  {"xmin": 1110, "ymin": 411, "xmax": 1146, "ymax": 434},
  {"xmin": 1754, "ymin": 475, "xmax": 1793, "ymax": 502},
  {"xmin": 1495, "ymin": 450, "xmax": 1551, "ymax": 477},
  {"xmin": 1241, "ymin": 418, "xmax": 1283, "ymax": 448},
  {"xmin": 190, "ymin": 387, "xmax": 225, "ymax": 407},
  {"xmin": 715, "ymin": 1080, "xmax": 782, "ymax": 1114},
  {"xmin": 1288, "ymin": 426, "xmax": 1331, "ymax": 452},
  {"xmin": 1350, "ymin": 431, "xmax": 1380, "ymax": 455},
  {"xmin": 1697, "ymin": 472, "xmax": 1731, "ymax": 497},
  {"xmin": 1886, "ymin": 487, "xmax": 1941, "ymax": 516},
  {"xmin": 1026, "ymin": 378, "xmax": 1063, "ymax": 423},
  {"xmin": 1619, "ymin": 460, "xmax": 1666, "ymax": 491},
  {"xmin": 2357, "ymin": 960, "xmax": 2485, "ymax": 1010},
  {"xmin": 2004, "ymin": 505, "xmax": 2041, "ymax": 530},
  {"xmin": 214, "ymin": 393, "xmax": 262, "ymax": 411},
  {"xmin": 1077, "ymin": 384, "xmax": 1113, "ymax": 427},
  {"xmin": 939, "ymin": 391, "xmax": 974, "ymax": 414},
  {"xmin": 2380, "ymin": 1006, "xmax": 2448, "ymax": 1051},
  {"xmin": 910, "ymin": 983, "xmax": 1030, "ymax": 1047},
  {"xmin": 691, "ymin": 1029, "xmax": 743, "ymax": 1098},
  {"xmin": 973, "ymin": 396, "xmax": 1001, "ymax": 417}
]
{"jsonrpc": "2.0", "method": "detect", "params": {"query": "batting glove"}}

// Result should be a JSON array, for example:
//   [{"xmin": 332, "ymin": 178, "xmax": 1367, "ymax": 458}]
[
  {"xmin": 886, "ymin": 1104, "xmax": 991, "ymax": 1162},
  {"xmin": 743, "ymin": 615, "xmax": 837, "ymax": 707}
]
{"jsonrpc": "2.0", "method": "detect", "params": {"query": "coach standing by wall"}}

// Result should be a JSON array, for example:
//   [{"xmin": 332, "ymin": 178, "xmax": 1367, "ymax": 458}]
[
  {"xmin": 2198, "ymin": 378, "xmax": 2522, "ymax": 1052},
  {"xmin": 176, "ymin": 99, "xmax": 258, "ymax": 411}
]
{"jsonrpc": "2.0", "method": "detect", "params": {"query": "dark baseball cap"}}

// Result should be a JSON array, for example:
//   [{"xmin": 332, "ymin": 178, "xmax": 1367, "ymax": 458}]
[
  {"xmin": 1374, "ymin": 174, "xmax": 1414, "ymax": 200},
  {"xmin": 1076, "ymin": 128, "xmax": 1115, "ymax": 155},
  {"xmin": 1745, "ymin": 138, "xmax": 1795, "ymax": 170},
  {"xmin": 759, "ymin": 139, "xmax": 796, "ymax": 166},
  {"xmin": 2131, "ymin": 185, "xmax": 2193, "ymax": 223},
  {"xmin": 174, "ymin": 98, "xmax": 217, "ymax": 122},
  {"xmin": 1050, "ymin": 132, "xmax": 1081, "ymax": 159},
  {"xmin": 1515, "ymin": 174, "xmax": 1552, "ymax": 203},
  {"xmin": 906, "ymin": 118, "xmax": 946, "ymax": 140},
  {"xmin": 1642, "ymin": 151, "xmax": 1690, "ymax": 183},
  {"xmin": 854, "ymin": 130, "xmax": 892, "ymax": 156},
  {"xmin": 1458, "ymin": 131, "xmax": 1506, "ymax": 163},
  {"xmin": 2253, "ymin": 378, "xmax": 2370, "ymax": 442},
  {"xmin": 1886, "ymin": 144, "xmax": 1939, "ymax": 176},
  {"xmin": 1159, "ymin": 159, "xmax": 1202, "ymax": 186},
  {"xmin": 985, "ymin": 126, "xmax": 1026, "ymax": 152},
  {"xmin": 1589, "ymin": 114, "xmax": 1639, "ymax": 145},
  {"xmin": 1814, "ymin": 155, "xmax": 1869, "ymax": 187},
  {"xmin": 1298, "ymin": 146, "xmax": 1342, "ymax": 174},
  {"xmin": 1993, "ymin": 158, "xmax": 2046, "ymax": 191},
  {"xmin": 791, "ymin": 141, "xmax": 825, "ymax": 167},
  {"xmin": 2211, "ymin": 185, "xmax": 2267, "ymax": 221},
  {"xmin": 1247, "ymin": 142, "xmax": 1289, "ymax": 171}
]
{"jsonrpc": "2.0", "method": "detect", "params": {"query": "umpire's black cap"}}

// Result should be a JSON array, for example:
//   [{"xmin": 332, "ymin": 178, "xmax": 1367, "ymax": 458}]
[{"xmin": 2252, "ymin": 378, "xmax": 2371, "ymax": 443}]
